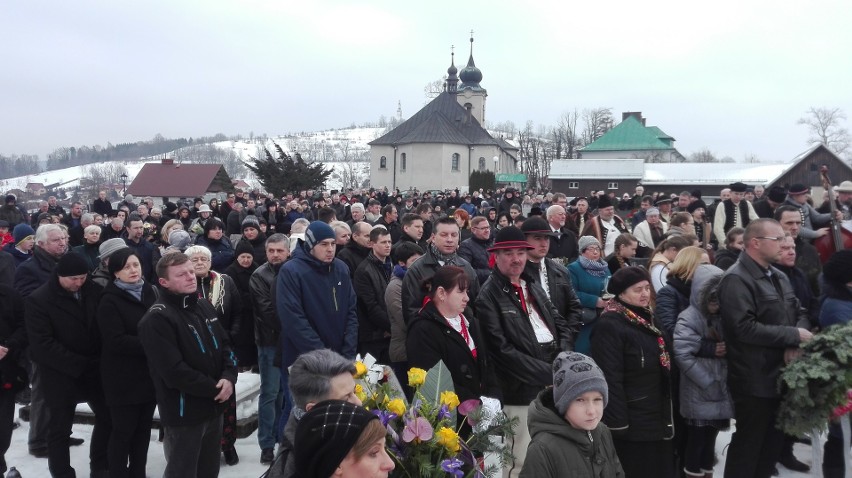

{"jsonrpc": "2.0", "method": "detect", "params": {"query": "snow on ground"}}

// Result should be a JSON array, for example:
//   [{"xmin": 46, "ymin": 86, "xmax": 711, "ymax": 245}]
[{"xmin": 4, "ymin": 411, "xmax": 820, "ymax": 477}]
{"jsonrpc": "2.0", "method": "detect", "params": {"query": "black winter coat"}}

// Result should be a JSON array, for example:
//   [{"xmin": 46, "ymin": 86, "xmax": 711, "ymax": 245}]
[
  {"xmin": 96, "ymin": 281, "xmax": 158, "ymax": 406},
  {"xmin": 195, "ymin": 236, "xmax": 234, "ymax": 273},
  {"xmin": 523, "ymin": 258, "xmax": 583, "ymax": 334},
  {"xmin": 354, "ymin": 252, "xmax": 392, "ymax": 343},
  {"xmin": 197, "ymin": 272, "xmax": 242, "ymax": 341},
  {"xmin": 655, "ymin": 276, "xmax": 691, "ymax": 341},
  {"xmin": 224, "ymin": 261, "xmax": 259, "ymax": 351},
  {"xmin": 407, "ymin": 302, "xmax": 501, "ymax": 404},
  {"xmin": 26, "ymin": 276, "xmax": 102, "ymax": 379},
  {"xmin": 0, "ymin": 285, "xmax": 27, "ymax": 392},
  {"xmin": 547, "ymin": 228, "xmax": 579, "ymax": 263},
  {"xmin": 475, "ymin": 269, "xmax": 574, "ymax": 405},
  {"xmin": 14, "ymin": 247, "xmax": 58, "ymax": 297},
  {"xmin": 590, "ymin": 301, "xmax": 674, "ymax": 442},
  {"xmin": 458, "ymin": 236, "xmax": 492, "ymax": 286},
  {"xmin": 236, "ymin": 235, "xmax": 267, "ymax": 265},
  {"xmin": 138, "ymin": 291, "xmax": 238, "ymax": 426},
  {"xmin": 401, "ymin": 249, "xmax": 480, "ymax": 325},
  {"xmin": 250, "ymin": 261, "xmax": 281, "ymax": 348},
  {"xmin": 337, "ymin": 241, "xmax": 370, "ymax": 280},
  {"xmin": 718, "ymin": 252, "xmax": 806, "ymax": 399}
]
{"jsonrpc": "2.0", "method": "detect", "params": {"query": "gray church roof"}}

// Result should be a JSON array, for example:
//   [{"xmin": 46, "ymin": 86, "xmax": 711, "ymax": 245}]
[{"xmin": 369, "ymin": 92, "xmax": 498, "ymax": 146}]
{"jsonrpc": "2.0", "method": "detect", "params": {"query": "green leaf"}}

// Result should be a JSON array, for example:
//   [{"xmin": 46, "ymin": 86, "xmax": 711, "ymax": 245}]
[{"xmin": 420, "ymin": 360, "xmax": 456, "ymax": 427}]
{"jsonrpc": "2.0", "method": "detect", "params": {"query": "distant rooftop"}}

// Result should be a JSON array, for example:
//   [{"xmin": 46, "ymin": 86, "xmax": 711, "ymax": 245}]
[
  {"xmin": 550, "ymin": 159, "xmax": 645, "ymax": 179},
  {"xmin": 581, "ymin": 113, "xmax": 677, "ymax": 152}
]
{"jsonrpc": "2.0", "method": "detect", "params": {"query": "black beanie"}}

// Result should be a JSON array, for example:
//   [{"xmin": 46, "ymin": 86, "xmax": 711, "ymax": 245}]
[
  {"xmin": 607, "ymin": 266, "xmax": 651, "ymax": 297},
  {"xmin": 234, "ymin": 240, "xmax": 254, "ymax": 258},
  {"xmin": 56, "ymin": 253, "xmax": 90, "ymax": 277},
  {"xmin": 295, "ymin": 400, "xmax": 378, "ymax": 478},
  {"xmin": 824, "ymin": 250, "xmax": 852, "ymax": 285},
  {"xmin": 687, "ymin": 199, "xmax": 707, "ymax": 214}
]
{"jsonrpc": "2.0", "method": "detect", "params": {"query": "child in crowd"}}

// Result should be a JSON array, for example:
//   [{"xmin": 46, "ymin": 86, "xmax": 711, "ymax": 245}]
[{"xmin": 521, "ymin": 352, "xmax": 624, "ymax": 478}]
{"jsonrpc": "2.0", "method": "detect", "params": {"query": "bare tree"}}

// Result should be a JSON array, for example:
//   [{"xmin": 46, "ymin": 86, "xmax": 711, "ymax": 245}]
[
  {"xmin": 688, "ymin": 148, "xmax": 718, "ymax": 163},
  {"xmin": 424, "ymin": 78, "xmax": 446, "ymax": 100},
  {"xmin": 556, "ymin": 109, "xmax": 581, "ymax": 159},
  {"xmin": 580, "ymin": 107, "xmax": 615, "ymax": 147},
  {"xmin": 797, "ymin": 107, "xmax": 851, "ymax": 156}
]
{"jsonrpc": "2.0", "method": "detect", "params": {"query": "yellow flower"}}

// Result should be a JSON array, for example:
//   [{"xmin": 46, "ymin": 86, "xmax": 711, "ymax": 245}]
[
  {"xmin": 407, "ymin": 368, "xmax": 427, "ymax": 387},
  {"xmin": 354, "ymin": 384, "xmax": 366, "ymax": 403},
  {"xmin": 440, "ymin": 391, "xmax": 460, "ymax": 411},
  {"xmin": 435, "ymin": 426, "xmax": 461, "ymax": 454},
  {"xmin": 354, "ymin": 361, "xmax": 368, "ymax": 379},
  {"xmin": 387, "ymin": 398, "xmax": 406, "ymax": 416}
]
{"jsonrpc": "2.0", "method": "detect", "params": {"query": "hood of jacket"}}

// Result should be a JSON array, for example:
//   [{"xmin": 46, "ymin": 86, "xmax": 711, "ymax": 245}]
[
  {"xmin": 527, "ymin": 389, "xmax": 595, "ymax": 452},
  {"xmin": 689, "ymin": 264, "xmax": 723, "ymax": 309}
]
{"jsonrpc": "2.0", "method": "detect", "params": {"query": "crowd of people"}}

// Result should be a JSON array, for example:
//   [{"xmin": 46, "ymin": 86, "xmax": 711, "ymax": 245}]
[{"xmin": 0, "ymin": 177, "xmax": 850, "ymax": 478}]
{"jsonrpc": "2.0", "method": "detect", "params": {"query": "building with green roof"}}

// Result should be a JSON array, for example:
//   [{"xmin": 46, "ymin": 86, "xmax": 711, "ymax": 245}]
[{"xmin": 579, "ymin": 112, "xmax": 685, "ymax": 162}]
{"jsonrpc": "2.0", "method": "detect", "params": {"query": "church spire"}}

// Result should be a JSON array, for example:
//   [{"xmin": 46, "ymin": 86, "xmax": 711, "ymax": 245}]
[
  {"xmin": 459, "ymin": 31, "xmax": 483, "ymax": 88},
  {"xmin": 446, "ymin": 46, "xmax": 458, "ymax": 94}
]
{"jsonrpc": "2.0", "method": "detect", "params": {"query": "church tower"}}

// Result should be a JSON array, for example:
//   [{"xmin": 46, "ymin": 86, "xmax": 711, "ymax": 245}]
[
  {"xmin": 457, "ymin": 34, "xmax": 487, "ymax": 125},
  {"xmin": 445, "ymin": 49, "xmax": 459, "ymax": 93}
]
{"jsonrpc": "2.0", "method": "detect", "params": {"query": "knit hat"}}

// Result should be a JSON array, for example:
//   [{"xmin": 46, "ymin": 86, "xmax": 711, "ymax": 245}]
[
  {"xmin": 304, "ymin": 221, "xmax": 336, "ymax": 250},
  {"xmin": 4, "ymin": 194, "xmax": 15, "ymax": 204},
  {"xmin": 488, "ymin": 226, "xmax": 534, "ymax": 252},
  {"xmin": 98, "ymin": 238, "xmax": 129, "ymax": 261},
  {"xmin": 645, "ymin": 207, "xmax": 660, "ymax": 217},
  {"xmin": 12, "ymin": 223, "xmax": 34, "ymax": 244},
  {"xmin": 729, "ymin": 182, "xmax": 748, "ymax": 193},
  {"xmin": 686, "ymin": 199, "xmax": 707, "ymax": 214},
  {"xmin": 164, "ymin": 202, "xmax": 178, "ymax": 214},
  {"xmin": 690, "ymin": 190, "xmax": 702, "ymax": 200},
  {"xmin": 596, "ymin": 195, "xmax": 613, "ymax": 209},
  {"xmin": 168, "ymin": 230, "xmax": 192, "ymax": 252},
  {"xmin": 552, "ymin": 352, "xmax": 609, "ymax": 415},
  {"xmin": 56, "ymin": 252, "xmax": 89, "ymax": 277},
  {"xmin": 577, "ymin": 235, "xmax": 601, "ymax": 253},
  {"xmin": 124, "ymin": 194, "xmax": 134, "ymax": 202},
  {"xmin": 788, "ymin": 183, "xmax": 809, "ymax": 196},
  {"xmin": 824, "ymin": 249, "xmax": 852, "ymax": 285},
  {"xmin": 241, "ymin": 215, "xmax": 260, "ymax": 232},
  {"xmin": 607, "ymin": 266, "xmax": 651, "ymax": 296},
  {"xmin": 235, "ymin": 240, "xmax": 254, "ymax": 258},
  {"xmin": 767, "ymin": 186, "xmax": 788, "ymax": 203},
  {"xmin": 295, "ymin": 400, "xmax": 379, "ymax": 478},
  {"xmin": 0, "ymin": 220, "xmax": 8, "ymax": 229}
]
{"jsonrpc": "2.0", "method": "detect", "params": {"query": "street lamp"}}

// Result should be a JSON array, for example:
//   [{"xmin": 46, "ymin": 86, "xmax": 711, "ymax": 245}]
[
  {"xmin": 120, "ymin": 173, "xmax": 128, "ymax": 196},
  {"xmin": 493, "ymin": 155, "xmax": 499, "ymax": 174}
]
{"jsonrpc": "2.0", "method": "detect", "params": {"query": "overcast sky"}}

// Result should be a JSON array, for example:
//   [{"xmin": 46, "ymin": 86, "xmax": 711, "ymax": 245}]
[{"xmin": 3, "ymin": 0, "xmax": 851, "ymax": 162}]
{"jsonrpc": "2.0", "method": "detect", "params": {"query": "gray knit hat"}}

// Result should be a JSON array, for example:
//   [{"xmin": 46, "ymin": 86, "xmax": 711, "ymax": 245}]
[
  {"xmin": 553, "ymin": 351, "xmax": 608, "ymax": 416},
  {"xmin": 577, "ymin": 235, "xmax": 601, "ymax": 253},
  {"xmin": 168, "ymin": 229, "xmax": 192, "ymax": 252},
  {"xmin": 98, "ymin": 238, "xmax": 129, "ymax": 261}
]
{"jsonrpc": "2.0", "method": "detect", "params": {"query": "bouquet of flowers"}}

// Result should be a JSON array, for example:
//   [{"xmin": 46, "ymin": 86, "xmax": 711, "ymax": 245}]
[{"xmin": 354, "ymin": 355, "xmax": 516, "ymax": 477}]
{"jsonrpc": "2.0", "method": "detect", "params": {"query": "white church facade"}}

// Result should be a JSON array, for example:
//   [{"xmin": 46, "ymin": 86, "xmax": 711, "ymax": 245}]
[{"xmin": 369, "ymin": 36, "xmax": 518, "ymax": 192}]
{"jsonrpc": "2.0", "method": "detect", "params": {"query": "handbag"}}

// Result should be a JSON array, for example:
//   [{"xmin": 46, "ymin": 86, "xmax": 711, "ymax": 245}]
[{"xmin": 580, "ymin": 307, "xmax": 599, "ymax": 324}]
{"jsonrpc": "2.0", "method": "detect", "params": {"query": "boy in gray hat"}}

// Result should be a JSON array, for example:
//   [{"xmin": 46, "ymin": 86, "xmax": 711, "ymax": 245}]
[{"xmin": 521, "ymin": 351, "xmax": 623, "ymax": 478}]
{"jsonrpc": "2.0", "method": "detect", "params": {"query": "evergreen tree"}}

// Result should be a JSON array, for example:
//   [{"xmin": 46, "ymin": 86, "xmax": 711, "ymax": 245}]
[{"xmin": 247, "ymin": 141, "xmax": 331, "ymax": 197}]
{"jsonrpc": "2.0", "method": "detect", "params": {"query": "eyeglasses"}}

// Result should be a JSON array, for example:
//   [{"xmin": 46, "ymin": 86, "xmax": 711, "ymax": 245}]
[
  {"xmin": 472, "ymin": 226, "xmax": 490, "ymax": 231},
  {"xmin": 756, "ymin": 236, "xmax": 785, "ymax": 242}
]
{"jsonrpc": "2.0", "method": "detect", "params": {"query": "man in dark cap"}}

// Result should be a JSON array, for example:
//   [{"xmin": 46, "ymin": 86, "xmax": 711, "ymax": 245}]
[
  {"xmin": 782, "ymin": 183, "xmax": 838, "ymax": 240},
  {"xmin": 26, "ymin": 253, "xmax": 111, "ymax": 478},
  {"xmin": 753, "ymin": 186, "xmax": 787, "ymax": 219},
  {"xmin": 476, "ymin": 226, "xmax": 576, "ymax": 478},
  {"xmin": 713, "ymin": 181, "xmax": 759, "ymax": 247},
  {"xmin": 581, "ymin": 194, "xmax": 630, "ymax": 257},
  {"xmin": 655, "ymin": 196, "xmax": 674, "ymax": 223}
]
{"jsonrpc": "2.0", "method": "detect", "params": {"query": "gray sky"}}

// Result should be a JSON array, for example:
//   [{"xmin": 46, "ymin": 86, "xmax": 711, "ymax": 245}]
[{"xmin": 3, "ymin": 0, "xmax": 851, "ymax": 162}]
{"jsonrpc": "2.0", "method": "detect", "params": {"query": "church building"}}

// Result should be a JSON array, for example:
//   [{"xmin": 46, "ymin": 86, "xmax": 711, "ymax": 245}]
[{"xmin": 369, "ymin": 36, "xmax": 518, "ymax": 192}]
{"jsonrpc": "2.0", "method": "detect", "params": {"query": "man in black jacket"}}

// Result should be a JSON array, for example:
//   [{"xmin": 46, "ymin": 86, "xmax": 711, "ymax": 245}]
[
  {"xmin": 139, "ymin": 252, "xmax": 238, "ymax": 478},
  {"xmin": 26, "ymin": 253, "xmax": 110, "ymax": 478},
  {"xmin": 250, "ymin": 233, "xmax": 289, "ymax": 464},
  {"xmin": 374, "ymin": 204, "xmax": 401, "ymax": 244},
  {"xmin": 354, "ymin": 227, "xmax": 393, "ymax": 361},
  {"xmin": 544, "ymin": 205, "xmax": 579, "ymax": 264},
  {"xmin": 475, "ymin": 226, "xmax": 576, "ymax": 478},
  {"xmin": 521, "ymin": 216, "xmax": 583, "ymax": 332},
  {"xmin": 458, "ymin": 216, "xmax": 492, "ymax": 286},
  {"xmin": 719, "ymin": 219, "xmax": 812, "ymax": 478}
]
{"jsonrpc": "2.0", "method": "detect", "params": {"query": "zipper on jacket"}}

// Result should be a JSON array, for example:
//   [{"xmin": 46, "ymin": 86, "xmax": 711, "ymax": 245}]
[
  {"xmin": 188, "ymin": 325, "xmax": 206, "ymax": 353},
  {"xmin": 179, "ymin": 392, "xmax": 185, "ymax": 417},
  {"xmin": 332, "ymin": 286, "xmax": 339, "ymax": 311},
  {"xmin": 587, "ymin": 430, "xmax": 594, "ymax": 443},
  {"xmin": 205, "ymin": 320, "xmax": 219, "ymax": 350}
]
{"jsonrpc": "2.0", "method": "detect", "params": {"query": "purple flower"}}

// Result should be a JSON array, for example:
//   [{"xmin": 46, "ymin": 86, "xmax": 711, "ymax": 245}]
[
  {"xmin": 437, "ymin": 404, "xmax": 450, "ymax": 421},
  {"xmin": 402, "ymin": 416, "xmax": 433, "ymax": 443},
  {"xmin": 441, "ymin": 458, "xmax": 465, "ymax": 477},
  {"xmin": 372, "ymin": 409, "xmax": 397, "ymax": 427},
  {"xmin": 458, "ymin": 399, "xmax": 480, "ymax": 416}
]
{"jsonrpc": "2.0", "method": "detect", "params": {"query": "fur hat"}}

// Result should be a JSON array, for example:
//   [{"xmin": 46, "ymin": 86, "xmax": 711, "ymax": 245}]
[
  {"xmin": 767, "ymin": 186, "xmax": 788, "ymax": 204},
  {"xmin": 98, "ymin": 238, "xmax": 129, "ymax": 261},
  {"xmin": 488, "ymin": 226, "xmax": 534, "ymax": 252},
  {"xmin": 686, "ymin": 200, "xmax": 707, "ymax": 214},
  {"xmin": 607, "ymin": 266, "xmax": 651, "ymax": 297},
  {"xmin": 729, "ymin": 182, "xmax": 748, "ymax": 193},
  {"xmin": 56, "ymin": 252, "xmax": 89, "ymax": 277},
  {"xmin": 596, "ymin": 195, "xmax": 613, "ymax": 209},
  {"xmin": 577, "ymin": 235, "xmax": 601, "ymax": 253},
  {"xmin": 552, "ymin": 352, "xmax": 609, "ymax": 416},
  {"xmin": 295, "ymin": 400, "xmax": 378, "ymax": 478},
  {"xmin": 304, "ymin": 221, "xmax": 336, "ymax": 250}
]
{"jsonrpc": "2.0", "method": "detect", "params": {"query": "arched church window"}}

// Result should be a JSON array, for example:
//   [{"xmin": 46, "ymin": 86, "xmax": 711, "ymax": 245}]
[
  {"xmin": 380, "ymin": 156, "xmax": 387, "ymax": 169},
  {"xmin": 478, "ymin": 157, "xmax": 486, "ymax": 171},
  {"xmin": 400, "ymin": 153, "xmax": 406, "ymax": 171},
  {"xmin": 451, "ymin": 153, "xmax": 460, "ymax": 171}
]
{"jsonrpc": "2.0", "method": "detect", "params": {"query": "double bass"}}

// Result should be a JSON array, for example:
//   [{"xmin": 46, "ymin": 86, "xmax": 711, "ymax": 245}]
[{"xmin": 814, "ymin": 165, "xmax": 852, "ymax": 263}]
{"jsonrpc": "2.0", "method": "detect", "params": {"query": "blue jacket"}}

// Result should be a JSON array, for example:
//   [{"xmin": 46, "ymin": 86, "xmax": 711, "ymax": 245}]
[
  {"xmin": 567, "ymin": 260, "xmax": 611, "ymax": 309},
  {"xmin": 195, "ymin": 236, "xmax": 234, "ymax": 274},
  {"xmin": 277, "ymin": 241, "xmax": 359, "ymax": 368}
]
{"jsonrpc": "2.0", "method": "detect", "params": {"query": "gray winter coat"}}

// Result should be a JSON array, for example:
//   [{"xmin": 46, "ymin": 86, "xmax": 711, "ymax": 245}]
[{"xmin": 673, "ymin": 265, "xmax": 733, "ymax": 421}]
